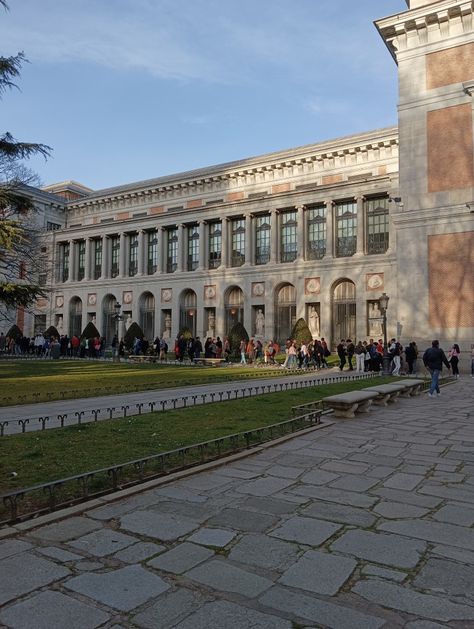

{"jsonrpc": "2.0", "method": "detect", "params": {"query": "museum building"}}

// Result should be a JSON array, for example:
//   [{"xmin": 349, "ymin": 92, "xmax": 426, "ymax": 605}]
[{"xmin": 20, "ymin": 0, "xmax": 474, "ymax": 352}]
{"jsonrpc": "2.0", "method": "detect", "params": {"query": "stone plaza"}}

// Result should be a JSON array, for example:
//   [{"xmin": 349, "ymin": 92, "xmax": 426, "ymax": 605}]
[{"xmin": 1, "ymin": 378, "xmax": 474, "ymax": 627}]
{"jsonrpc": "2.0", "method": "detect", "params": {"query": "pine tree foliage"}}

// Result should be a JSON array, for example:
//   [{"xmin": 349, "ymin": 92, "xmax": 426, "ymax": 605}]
[
  {"xmin": 0, "ymin": 1, "xmax": 52, "ymax": 316},
  {"xmin": 228, "ymin": 321, "xmax": 249, "ymax": 357},
  {"xmin": 124, "ymin": 322, "xmax": 144, "ymax": 350},
  {"xmin": 80, "ymin": 321, "xmax": 100, "ymax": 341}
]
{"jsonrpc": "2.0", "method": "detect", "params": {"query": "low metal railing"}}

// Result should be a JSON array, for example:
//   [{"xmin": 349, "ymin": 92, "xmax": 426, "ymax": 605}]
[
  {"xmin": 1, "ymin": 410, "xmax": 323, "ymax": 526},
  {"xmin": 0, "ymin": 372, "xmax": 379, "ymax": 436}
]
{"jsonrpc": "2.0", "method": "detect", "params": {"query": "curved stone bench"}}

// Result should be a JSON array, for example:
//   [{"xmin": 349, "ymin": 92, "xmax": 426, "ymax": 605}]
[
  {"xmin": 364, "ymin": 383, "xmax": 407, "ymax": 406},
  {"xmin": 322, "ymin": 391, "xmax": 378, "ymax": 419},
  {"xmin": 394, "ymin": 379, "xmax": 425, "ymax": 396}
]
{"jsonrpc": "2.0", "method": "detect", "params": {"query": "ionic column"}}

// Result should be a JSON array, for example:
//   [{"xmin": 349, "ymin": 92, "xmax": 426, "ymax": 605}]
[
  {"xmin": 137, "ymin": 229, "xmax": 146, "ymax": 276},
  {"xmin": 119, "ymin": 232, "xmax": 126, "ymax": 277},
  {"xmin": 156, "ymin": 227, "xmax": 164, "ymax": 274},
  {"xmin": 356, "ymin": 196, "xmax": 365, "ymax": 255},
  {"xmin": 296, "ymin": 205, "xmax": 305, "ymax": 261},
  {"xmin": 198, "ymin": 221, "xmax": 206, "ymax": 270},
  {"xmin": 324, "ymin": 200, "xmax": 334, "ymax": 258},
  {"xmin": 244, "ymin": 214, "xmax": 252, "ymax": 266},
  {"xmin": 69, "ymin": 240, "xmax": 76, "ymax": 282},
  {"xmin": 220, "ymin": 218, "xmax": 227, "ymax": 268},
  {"xmin": 101, "ymin": 236, "xmax": 109, "ymax": 279},
  {"xmin": 270, "ymin": 210, "xmax": 279, "ymax": 264},
  {"xmin": 84, "ymin": 237, "xmax": 91, "ymax": 281},
  {"xmin": 386, "ymin": 205, "xmax": 395, "ymax": 255},
  {"xmin": 177, "ymin": 224, "xmax": 185, "ymax": 272}
]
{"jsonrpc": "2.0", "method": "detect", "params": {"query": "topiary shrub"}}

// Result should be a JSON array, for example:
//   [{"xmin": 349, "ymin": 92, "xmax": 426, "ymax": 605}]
[
  {"xmin": 124, "ymin": 322, "xmax": 144, "ymax": 351},
  {"xmin": 80, "ymin": 322, "xmax": 100, "ymax": 341},
  {"xmin": 44, "ymin": 325, "xmax": 59, "ymax": 339},
  {"xmin": 178, "ymin": 327, "xmax": 192, "ymax": 341},
  {"xmin": 228, "ymin": 321, "xmax": 249, "ymax": 359},
  {"xmin": 6, "ymin": 324, "xmax": 23, "ymax": 340},
  {"xmin": 290, "ymin": 318, "xmax": 312, "ymax": 345}
]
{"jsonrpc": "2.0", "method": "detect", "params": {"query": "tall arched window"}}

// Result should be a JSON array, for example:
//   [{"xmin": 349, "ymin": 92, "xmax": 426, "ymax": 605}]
[
  {"xmin": 225, "ymin": 286, "xmax": 244, "ymax": 336},
  {"xmin": 332, "ymin": 280, "xmax": 356, "ymax": 343},
  {"xmin": 179, "ymin": 289, "xmax": 197, "ymax": 336},
  {"xmin": 275, "ymin": 283, "xmax": 296, "ymax": 343},
  {"xmin": 69, "ymin": 297, "xmax": 82, "ymax": 338},
  {"xmin": 139, "ymin": 292, "xmax": 155, "ymax": 340}
]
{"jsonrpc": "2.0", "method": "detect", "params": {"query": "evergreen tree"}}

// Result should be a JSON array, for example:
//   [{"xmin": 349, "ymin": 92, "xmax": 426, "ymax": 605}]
[
  {"xmin": 80, "ymin": 321, "xmax": 100, "ymax": 341},
  {"xmin": 290, "ymin": 318, "xmax": 312, "ymax": 345},
  {"xmin": 0, "ymin": 1, "xmax": 51, "ymax": 318},
  {"xmin": 228, "ymin": 321, "xmax": 249, "ymax": 358},
  {"xmin": 124, "ymin": 322, "xmax": 144, "ymax": 350},
  {"xmin": 43, "ymin": 325, "xmax": 59, "ymax": 339}
]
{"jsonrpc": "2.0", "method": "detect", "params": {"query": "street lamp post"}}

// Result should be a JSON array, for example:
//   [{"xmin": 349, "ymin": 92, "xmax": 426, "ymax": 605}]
[
  {"xmin": 113, "ymin": 301, "xmax": 123, "ymax": 362},
  {"xmin": 378, "ymin": 292, "xmax": 391, "ymax": 375}
]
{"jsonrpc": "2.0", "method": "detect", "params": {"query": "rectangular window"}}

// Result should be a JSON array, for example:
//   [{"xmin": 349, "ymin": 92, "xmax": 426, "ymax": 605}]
[
  {"xmin": 59, "ymin": 243, "xmax": 69, "ymax": 282},
  {"xmin": 93, "ymin": 239, "xmax": 102, "ymax": 279},
  {"xmin": 46, "ymin": 221, "xmax": 61, "ymax": 231},
  {"xmin": 187, "ymin": 224, "xmax": 199, "ymax": 271},
  {"xmin": 128, "ymin": 233, "xmax": 138, "ymax": 276},
  {"xmin": 208, "ymin": 222, "xmax": 222, "ymax": 269},
  {"xmin": 147, "ymin": 230, "xmax": 158, "ymax": 274},
  {"xmin": 77, "ymin": 240, "xmax": 86, "ymax": 281},
  {"xmin": 231, "ymin": 218, "xmax": 245, "ymax": 267},
  {"xmin": 280, "ymin": 210, "xmax": 297, "ymax": 263},
  {"xmin": 38, "ymin": 273, "xmax": 47, "ymax": 286},
  {"xmin": 166, "ymin": 228, "xmax": 178, "ymax": 273},
  {"xmin": 111, "ymin": 235, "xmax": 120, "ymax": 278},
  {"xmin": 306, "ymin": 205, "xmax": 326, "ymax": 260},
  {"xmin": 255, "ymin": 214, "xmax": 271, "ymax": 265},
  {"xmin": 366, "ymin": 197, "xmax": 389, "ymax": 254},
  {"xmin": 335, "ymin": 200, "xmax": 357, "ymax": 257}
]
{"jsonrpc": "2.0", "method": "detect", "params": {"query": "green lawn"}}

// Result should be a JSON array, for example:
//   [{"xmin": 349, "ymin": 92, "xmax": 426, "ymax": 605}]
[
  {"xmin": 0, "ymin": 359, "xmax": 330, "ymax": 406},
  {"xmin": 0, "ymin": 376, "xmax": 394, "ymax": 492}
]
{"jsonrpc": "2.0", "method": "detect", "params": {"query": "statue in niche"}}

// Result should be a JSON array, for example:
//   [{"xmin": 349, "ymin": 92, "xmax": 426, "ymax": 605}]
[
  {"xmin": 368, "ymin": 303, "xmax": 383, "ymax": 337},
  {"xmin": 163, "ymin": 313, "xmax": 171, "ymax": 338},
  {"xmin": 56, "ymin": 315, "xmax": 64, "ymax": 335},
  {"xmin": 255, "ymin": 309, "xmax": 265, "ymax": 337},
  {"xmin": 308, "ymin": 306, "xmax": 320, "ymax": 339},
  {"xmin": 91, "ymin": 315, "xmax": 97, "ymax": 327},
  {"xmin": 207, "ymin": 311, "xmax": 216, "ymax": 338},
  {"xmin": 125, "ymin": 314, "xmax": 133, "ymax": 330}
]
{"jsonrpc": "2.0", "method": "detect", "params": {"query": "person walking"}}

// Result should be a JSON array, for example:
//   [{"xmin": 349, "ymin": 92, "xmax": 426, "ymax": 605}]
[
  {"xmin": 354, "ymin": 341, "xmax": 365, "ymax": 372},
  {"xmin": 448, "ymin": 343, "xmax": 461, "ymax": 378},
  {"xmin": 405, "ymin": 341, "xmax": 418, "ymax": 375},
  {"xmin": 346, "ymin": 339, "xmax": 355, "ymax": 370},
  {"xmin": 239, "ymin": 339, "xmax": 247, "ymax": 365},
  {"xmin": 423, "ymin": 340, "xmax": 451, "ymax": 398},
  {"xmin": 337, "ymin": 340, "xmax": 346, "ymax": 371}
]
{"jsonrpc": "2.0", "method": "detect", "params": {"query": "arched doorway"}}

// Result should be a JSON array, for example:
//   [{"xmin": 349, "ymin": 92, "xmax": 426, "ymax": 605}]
[
  {"xmin": 225, "ymin": 286, "xmax": 244, "ymax": 336},
  {"xmin": 179, "ymin": 289, "xmax": 197, "ymax": 336},
  {"xmin": 275, "ymin": 283, "xmax": 296, "ymax": 343},
  {"xmin": 332, "ymin": 279, "xmax": 356, "ymax": 342},
  {"xmin": 139, "ymin": 292, "xmax": 155, "ymax": 340},
  {"xmin": 69, "ymin": 297, "xmax": 82, "ymax": 338},
  {"xmin": 102, "ymin": 294, "xmax": 118, "ymax": 344}
]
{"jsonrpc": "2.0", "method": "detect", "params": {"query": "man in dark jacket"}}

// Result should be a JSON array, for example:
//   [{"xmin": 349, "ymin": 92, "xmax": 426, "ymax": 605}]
[{"xmin": 423, "ymin": 340, "xmax": 450, "ymax": 398}]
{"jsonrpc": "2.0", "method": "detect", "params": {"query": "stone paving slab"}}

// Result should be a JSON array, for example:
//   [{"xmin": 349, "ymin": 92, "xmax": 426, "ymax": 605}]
[
  {"xmin": 278, "ymin": 549, "xmax": 357, "ymax": 596},
  {"xmin": 1, "ymin": 378, "xmax": 474, "ymax": 628},
  {"xmin": 259, "ymin": 585, "xmax": 386, "ymax": 629},
  {"xmin": 0, "ymin": 590, "xmax": 110, "ymax": 629},
  {"xmin": 174, "ymin": 600, "xmax": 293, "ymax": 629},
  {"xmin": 0, "ymin": 552, "xmax": 70, "ymax": 605},
  {"xmin": 65, "ymin": 564, "xmax": 170, "ymax": 611},
  {"xmin": 148, "ymin": 542, "xmax": 214, "ymax": 574},
  {"xmin": 330, "ymin": 529, "xmax": 426, "ymax": 568},
  {"xmin": 185, "ymin": 559, "xmax": 273, "ymax": 598}
]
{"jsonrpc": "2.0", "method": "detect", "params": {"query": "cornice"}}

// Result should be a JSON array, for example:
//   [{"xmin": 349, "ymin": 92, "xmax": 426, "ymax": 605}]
[
  {"xmin": 375, "ymin": 1, "xmax": 474, "ymax": 62},
  {"xmin": 64, "ymin": 127, "xmax": 398, "ymax": 212}
]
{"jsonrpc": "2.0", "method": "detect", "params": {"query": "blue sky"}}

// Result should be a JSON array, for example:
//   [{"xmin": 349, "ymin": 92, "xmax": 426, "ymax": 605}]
[{"xmin": 1, "ymin": 0, "xmax": 405, "ymax": 191}]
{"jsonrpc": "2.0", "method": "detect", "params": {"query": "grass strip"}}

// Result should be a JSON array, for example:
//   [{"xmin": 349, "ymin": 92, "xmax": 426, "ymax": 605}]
[
  {"xmin": 0, "ymin": 358, "xmax": 338, "ymax": 406},
  {"xmin": 0, "ymin": 377, "xmax": 394, "ymax": 493}
]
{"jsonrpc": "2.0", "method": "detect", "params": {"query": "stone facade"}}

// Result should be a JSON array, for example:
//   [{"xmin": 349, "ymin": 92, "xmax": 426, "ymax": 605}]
[{"xmin": 17, "ymin": 0, "xmax": 473, "ymax": 355}]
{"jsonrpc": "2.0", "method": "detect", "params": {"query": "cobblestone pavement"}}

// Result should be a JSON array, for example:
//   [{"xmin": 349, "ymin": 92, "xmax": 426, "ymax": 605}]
[
  {"xmin": 1, "ymin": 378, "xmax": 473, "ymax": 628},
  {"xmin": 0, "ymin": 368, "xmax": 374, "ymax": 435}
]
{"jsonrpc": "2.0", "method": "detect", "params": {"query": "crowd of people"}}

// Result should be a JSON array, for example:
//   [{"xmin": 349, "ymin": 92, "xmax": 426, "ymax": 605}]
[{"xmin": 1, "ymin": 330, "xmax": 471, "ymax": 380}]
